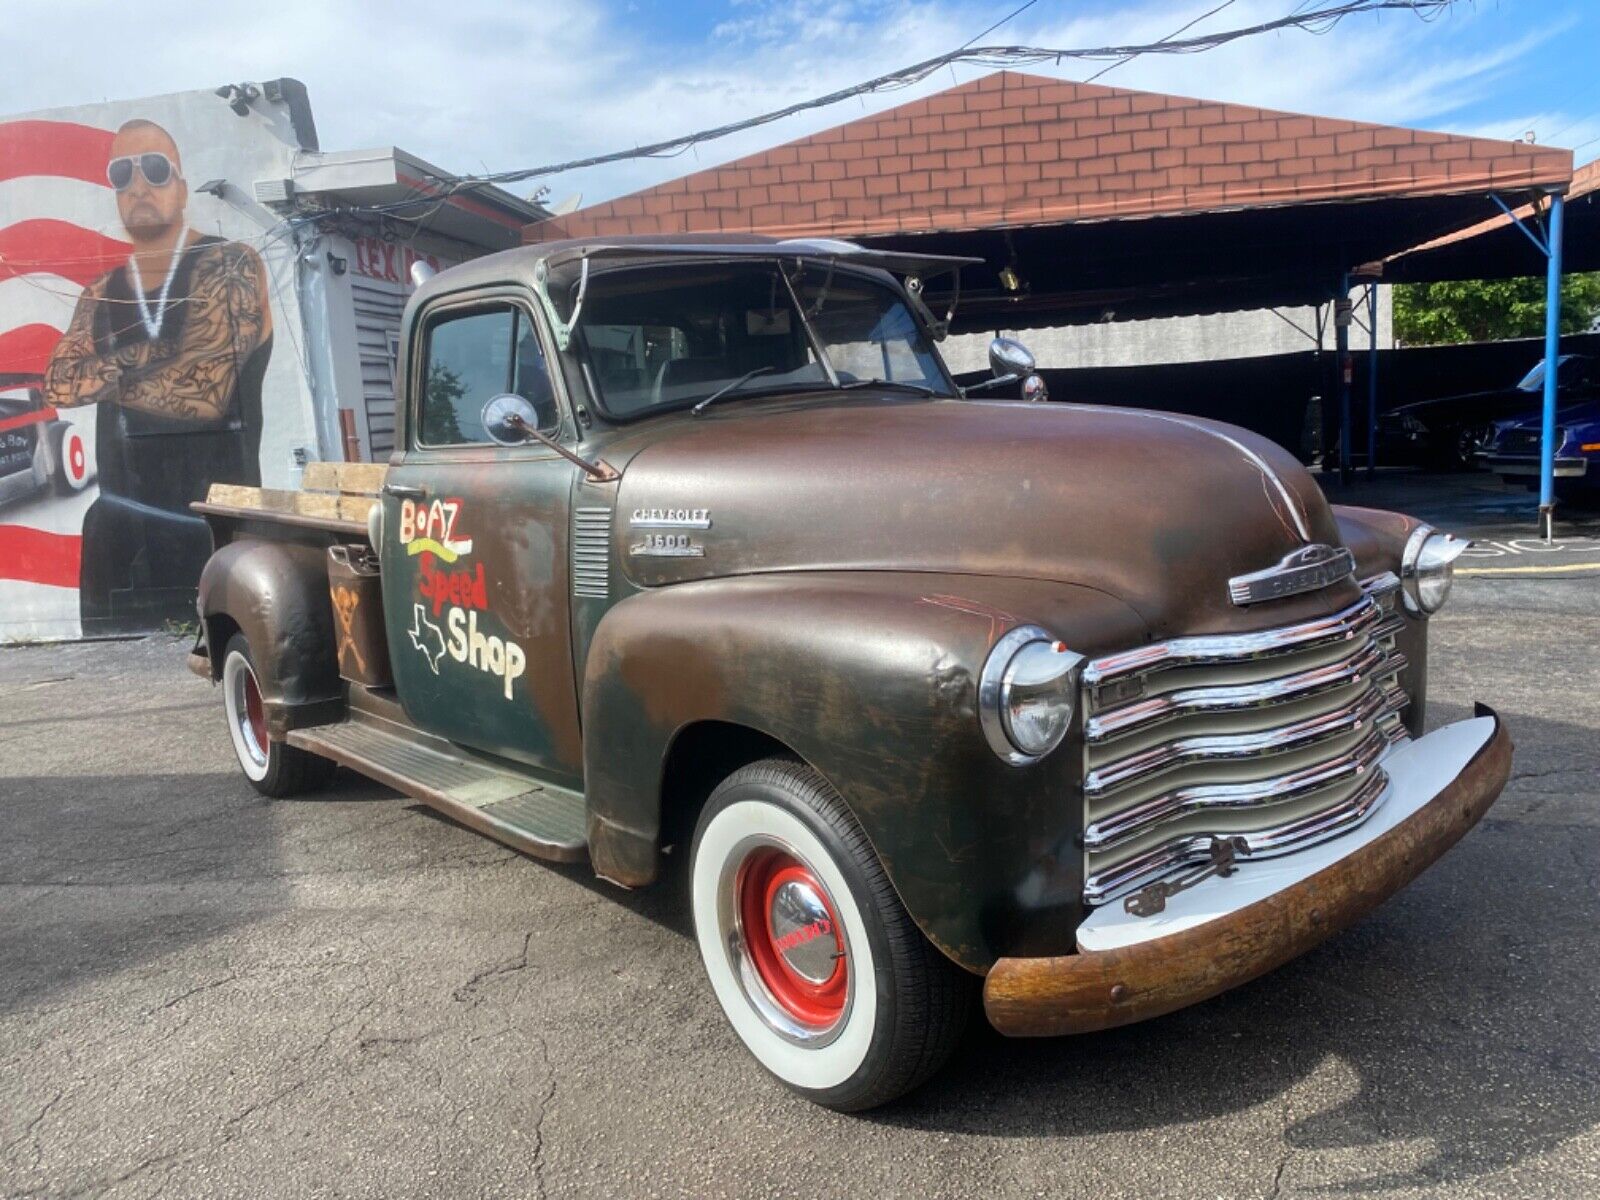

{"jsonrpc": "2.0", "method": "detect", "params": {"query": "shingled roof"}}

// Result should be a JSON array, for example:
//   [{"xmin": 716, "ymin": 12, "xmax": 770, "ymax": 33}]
[{"xmin": 525, "ymin": 70, "xmax": 1572, "ymax": 244}]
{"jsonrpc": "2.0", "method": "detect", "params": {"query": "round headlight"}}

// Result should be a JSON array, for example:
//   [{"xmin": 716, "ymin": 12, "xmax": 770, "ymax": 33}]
[
  {"xmin": 979, "ymin": 626, "xmax": 1084, "ymax": 764},
  {"xmin": 1401, "ymin": 525, "xmax": 1469, "ymax": 615}
]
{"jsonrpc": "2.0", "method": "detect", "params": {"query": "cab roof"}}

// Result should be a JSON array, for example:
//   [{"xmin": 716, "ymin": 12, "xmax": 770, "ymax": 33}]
[{"xmin": 411, "ymin": 234, "xmax": 983, "ymax": 309}]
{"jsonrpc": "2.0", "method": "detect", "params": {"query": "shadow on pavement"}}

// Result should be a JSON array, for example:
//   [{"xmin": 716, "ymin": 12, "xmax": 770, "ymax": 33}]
[{"xmin": 0, "ymin": 768, "xmax": 392, "ymax": 1018}]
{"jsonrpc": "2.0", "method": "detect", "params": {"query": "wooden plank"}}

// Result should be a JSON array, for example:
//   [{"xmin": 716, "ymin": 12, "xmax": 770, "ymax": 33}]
[
  {"xmin": 301, "ymin": 461, "xmax": 389, "ymax": 496},
  {"xmin": 203, "ymin": 483, "xmax": 377, "ymax": 527}
]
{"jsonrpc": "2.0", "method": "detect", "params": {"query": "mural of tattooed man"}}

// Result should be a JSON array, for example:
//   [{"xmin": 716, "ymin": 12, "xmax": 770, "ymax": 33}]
[{"xmin": 45, "ymin": 118, "xmax": 272, "ymax": 630}]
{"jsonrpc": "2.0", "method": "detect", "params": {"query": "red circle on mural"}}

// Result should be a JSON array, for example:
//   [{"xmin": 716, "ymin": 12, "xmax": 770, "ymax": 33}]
[{"xmin": 67, "ymin": 431, "xmax": 87, "ymax": 482}]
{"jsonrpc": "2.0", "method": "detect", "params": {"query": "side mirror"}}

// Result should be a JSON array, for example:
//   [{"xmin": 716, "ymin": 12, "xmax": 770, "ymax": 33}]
[
  {"xmin": 988, "ymin": 336, "xmax": 1035, "ymax": 382},
  {"xmin": 963, "ymin": 336, "xmax": 1044, "ymax": 399},
  {"xmin": 482, "ymin": 393, "xmax": 541, "ymax": 446}
]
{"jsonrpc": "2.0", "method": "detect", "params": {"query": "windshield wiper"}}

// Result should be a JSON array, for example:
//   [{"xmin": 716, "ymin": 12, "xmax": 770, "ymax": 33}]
[
  {"xmin": 691, "ymin": 366, "xmax": 776, "ymax": 416},
  {"xmin": 836, "ymin": 379, "xmax": 938, "ymax": 396}
]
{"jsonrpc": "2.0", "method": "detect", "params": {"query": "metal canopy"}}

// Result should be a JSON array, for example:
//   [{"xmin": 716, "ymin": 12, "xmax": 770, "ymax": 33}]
[
  {"xmin": 1386, "ymin": 162, "xmax": 1598, "ymax": 283},
  {"xmin": 878, "ymin": 190, "xmax": 1570, "ymax": 333}
]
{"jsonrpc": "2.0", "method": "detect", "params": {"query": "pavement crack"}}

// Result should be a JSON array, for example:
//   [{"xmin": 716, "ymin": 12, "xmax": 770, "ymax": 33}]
[
  {"xmin": 144, "ymin": 970, "xmax": 241, "ymax": 1016},
  {"xmin": 531, "ymin": 1033, "xmax": 557, "ymax": 1200},
  {"xmin": 0, "ymin": 1088, "xmax": 63, "ymax": 1168},
  {"xmin": 452, "ymin": 931, "xmax": 533, "ymax": 1005}
]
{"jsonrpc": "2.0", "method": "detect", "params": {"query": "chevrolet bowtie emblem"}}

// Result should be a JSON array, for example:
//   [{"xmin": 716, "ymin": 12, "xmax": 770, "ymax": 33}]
[{"xmin": 1228, "ymin": 544, "xmax": 1355, "ymax": 606}]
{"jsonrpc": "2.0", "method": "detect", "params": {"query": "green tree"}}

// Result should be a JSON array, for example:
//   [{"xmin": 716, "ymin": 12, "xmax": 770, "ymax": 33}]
[
  {"xmin": 421, "ymin": 362, "xmax": 466, "ymax": 446},
  {"xmin": 1394, "ymin": 273, "xmax": 1600, "ymax": 345}
]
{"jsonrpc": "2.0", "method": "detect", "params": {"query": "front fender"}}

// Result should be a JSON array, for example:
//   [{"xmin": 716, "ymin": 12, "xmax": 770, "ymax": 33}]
[
  {"xmin": 581, "ymin": 571, "xmax": 1147, "ymax": 972},
  {"xmin": 197, "ymin": 539, "xmax": 341, "ymax": 736},
  {"xmin": 1333, "ymin": 504, "xmax": 1430, "ymax": 734}
]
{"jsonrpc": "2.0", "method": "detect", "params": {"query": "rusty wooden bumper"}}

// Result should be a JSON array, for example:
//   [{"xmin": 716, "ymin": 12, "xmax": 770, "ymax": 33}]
[{"xmin": 983, "ymin": 705, "xmax": 1512, "ymax": 1038}]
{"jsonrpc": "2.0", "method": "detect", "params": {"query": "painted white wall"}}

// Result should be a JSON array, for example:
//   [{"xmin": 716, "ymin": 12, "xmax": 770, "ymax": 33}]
[{"xmin": 942, "ymin": 286, "xmax": 1393, "ymax": 375}]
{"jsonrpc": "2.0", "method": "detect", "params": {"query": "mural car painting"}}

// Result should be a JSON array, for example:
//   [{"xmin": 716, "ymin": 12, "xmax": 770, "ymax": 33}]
[
  {"xmin": 189, "ymin": 237, "xmax": 1512, "ymax": 1112},
  {"xmin": 0, "ymin": 87, "xmax": 320, "ymax": 639},
  {"xmin": 0, "ymin": 371, "xmax": 93, "ymax": 507}
]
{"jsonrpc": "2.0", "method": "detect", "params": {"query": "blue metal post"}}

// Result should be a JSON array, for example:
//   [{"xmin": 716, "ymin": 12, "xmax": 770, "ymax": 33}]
[
  {"xmin": 1337, "ymin": 272, "xmax": 1351, "ymax": 486},
  {"xmin": 1539, "ymin": 192, "xmax": 1565, "ymax": 540},
  {"xmin": 1366, "ymin": 283, "xmax": 1379, "ymax": 479}
]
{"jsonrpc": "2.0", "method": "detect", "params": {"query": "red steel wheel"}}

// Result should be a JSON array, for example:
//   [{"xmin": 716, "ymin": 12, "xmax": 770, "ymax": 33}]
[{"xmin": 692, "ymin": 758, "xmax": 974, "ymax": 1110}]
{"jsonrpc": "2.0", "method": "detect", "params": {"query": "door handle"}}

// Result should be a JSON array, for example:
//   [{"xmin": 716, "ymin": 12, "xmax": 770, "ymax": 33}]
[{"xmin": 381, "ymin": 483, "xmax": 427, "ymax": 500}]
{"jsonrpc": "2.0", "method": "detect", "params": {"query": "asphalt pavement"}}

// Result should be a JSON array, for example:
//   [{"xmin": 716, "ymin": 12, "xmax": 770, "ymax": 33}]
[{"xmin": 2, "ymin": 487, "xmax": 1598, "ymax": 1197}]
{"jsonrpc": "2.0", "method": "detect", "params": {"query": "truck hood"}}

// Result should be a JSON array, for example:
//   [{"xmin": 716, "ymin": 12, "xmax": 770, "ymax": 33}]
[{"xmin": 613, "ymin": 398, "xmax": 1357, "ymax": 636}]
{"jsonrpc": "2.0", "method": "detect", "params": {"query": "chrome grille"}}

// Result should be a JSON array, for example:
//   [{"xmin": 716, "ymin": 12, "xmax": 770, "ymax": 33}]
[
  {"xmin": 1081, "ymin": 574, "xmax": 1408, "ymax": 907},
  {"xmin": 572, "ymin": 507, "xmax": 613, "ymax": 598}
]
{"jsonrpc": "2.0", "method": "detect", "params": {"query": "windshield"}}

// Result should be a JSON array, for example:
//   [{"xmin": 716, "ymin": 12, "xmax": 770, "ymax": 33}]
[{"xmin": 575, "ymin": 261, "xmax": 952, "ymax": 419}]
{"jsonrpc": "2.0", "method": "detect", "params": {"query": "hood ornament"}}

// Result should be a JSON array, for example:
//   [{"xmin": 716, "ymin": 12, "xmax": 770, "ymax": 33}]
[{"xmin": 1229, "ymin": 544, "xmax": 1355, "ymax": 606}]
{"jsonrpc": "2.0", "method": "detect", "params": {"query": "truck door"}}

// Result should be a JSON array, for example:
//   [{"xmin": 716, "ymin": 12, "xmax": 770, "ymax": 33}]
[{"xmin": 378, "ymin": 293, "xmax": 584, "ymax": 788}]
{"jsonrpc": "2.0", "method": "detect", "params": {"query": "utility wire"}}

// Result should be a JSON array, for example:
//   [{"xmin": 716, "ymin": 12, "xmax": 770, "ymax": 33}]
[
  {"xmin": 427, "ymin": 0, "xmax": 1456, "ymax": 196},
  {"xmin": 1085, "ymin": 0, "xmax": 1240, "ymax": 84},
  {"xmin": 960, "ymin": 0, "xmax": 1043, "ymax": 50}
]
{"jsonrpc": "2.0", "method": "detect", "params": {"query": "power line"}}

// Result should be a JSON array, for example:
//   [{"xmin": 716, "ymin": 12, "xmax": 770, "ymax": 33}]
[
  {"xmin": 1544, "ymin": 105, "xmax": 1600, "ymax": 146},
  {"xmin": 960, "ymin": 0, "xmax": 1043, "ymax": 51},
  {"xmin": 432, "ymin": 0, "xmax": 1457, "ymax": 197},
  {"xmin": 1085, "ymin": 0, "xmax": 1240, "ymax": 85}
]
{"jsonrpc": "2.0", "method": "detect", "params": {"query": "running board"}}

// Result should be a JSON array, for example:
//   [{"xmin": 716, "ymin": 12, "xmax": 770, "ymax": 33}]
[{"xmin": 288, "ymin": 719, "xmax": 587, "ymax": 863}]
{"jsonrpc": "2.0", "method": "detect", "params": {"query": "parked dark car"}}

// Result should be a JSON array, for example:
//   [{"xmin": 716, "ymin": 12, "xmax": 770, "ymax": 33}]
[
  {"xmin": 1373, "ymin": 354, "xmax": 1599, "ymax": 471},
  {"xmin": 0, "ymin": 372, "xmax": 93, "ymax": 508},
  {"xmin": 1483, "ymin": 397, "xmax": 1600, "ymax": 496}
]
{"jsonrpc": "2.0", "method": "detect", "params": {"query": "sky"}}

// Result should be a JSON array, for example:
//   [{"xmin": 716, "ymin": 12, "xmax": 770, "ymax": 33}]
[{"xmin": 2, "ymin": 0, "xmax": 1597, "ymax": 208}]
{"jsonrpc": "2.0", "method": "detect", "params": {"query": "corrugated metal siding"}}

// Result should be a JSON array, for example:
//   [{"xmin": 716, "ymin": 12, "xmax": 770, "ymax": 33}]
[{"xmin": 353, "ymin": 278, "xmax": 406, "ymax": 458}]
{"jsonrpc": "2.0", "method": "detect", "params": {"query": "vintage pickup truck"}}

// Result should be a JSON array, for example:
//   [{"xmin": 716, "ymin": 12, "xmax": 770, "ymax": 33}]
[{"xmin": 189, "ymin": 236, "xmax": 1509, "ymax": 1111}]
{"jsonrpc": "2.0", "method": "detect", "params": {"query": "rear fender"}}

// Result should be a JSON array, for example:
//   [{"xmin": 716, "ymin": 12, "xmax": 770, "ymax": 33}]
[{"xmin": 196, "ymin": 539, "xmax": 342, "ymax": 737}]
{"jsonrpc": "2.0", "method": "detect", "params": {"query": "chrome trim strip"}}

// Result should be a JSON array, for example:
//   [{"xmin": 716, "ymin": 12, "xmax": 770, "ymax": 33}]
[
  {"xmin": 1129, "ymin": 411, "xmax": 1312, "ymax": 541},
  {"xmin": 1361, "ymin": 571, "xmax": 1402, "ymax": 601},
  {"xmin": 1083, "ymin": 593, "xmax": 1384, "ymax": 689},
  {"xmin": 1085, "ymin": 683, "xmax": 1398, "ymax": 799},
  {"xmin": 1086, "ymin": 641, "xmax": 1407, "ymax": 744},
  {"xmin": 1083, "ymin": 724, "xmax": 1390, "ymax": 851},
  {"xmin": 1083, "ymin": 768, "xmax": 1392, "ymax": 906}
]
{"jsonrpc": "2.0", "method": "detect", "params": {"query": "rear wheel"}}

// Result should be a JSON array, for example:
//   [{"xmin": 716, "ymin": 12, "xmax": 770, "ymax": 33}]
[
  {"xmin": 221, "ymin": 633, "xmax": 333, "ymax": 797},
  {"xmin": 690, "ymin": 758, "xmax": 972, "ymax": 1110}
]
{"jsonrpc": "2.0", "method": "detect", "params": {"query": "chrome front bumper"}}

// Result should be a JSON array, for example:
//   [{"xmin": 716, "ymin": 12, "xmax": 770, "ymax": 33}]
[
  {"xmin": 983, "ymin": 706, "xmax": 1511, "ymax": 1037},
  {"xmin": 1485, "ymin": 454, "xmax": 1587, "ymax": 477}
]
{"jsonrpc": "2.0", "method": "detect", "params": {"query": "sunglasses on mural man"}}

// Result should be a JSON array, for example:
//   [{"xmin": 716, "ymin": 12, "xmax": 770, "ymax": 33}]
[{"xmin": 106, "ymin": 152, "xmax": 180, "ymax": 191}]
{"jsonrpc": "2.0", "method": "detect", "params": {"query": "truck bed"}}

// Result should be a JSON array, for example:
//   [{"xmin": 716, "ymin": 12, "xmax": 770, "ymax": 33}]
[{"xmin": 192, "ymin": 461, "xmax": 388, "ymax": 540}]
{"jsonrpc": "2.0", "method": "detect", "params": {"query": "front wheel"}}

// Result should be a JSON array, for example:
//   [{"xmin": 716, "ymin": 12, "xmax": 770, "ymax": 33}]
[
  {"xmin": 690, "ymin": 758, "xmax": 972, "ymax": 1110},
  {"xmin": 220, "ymin": 633, "xmax": 334, "ymax": 798}
]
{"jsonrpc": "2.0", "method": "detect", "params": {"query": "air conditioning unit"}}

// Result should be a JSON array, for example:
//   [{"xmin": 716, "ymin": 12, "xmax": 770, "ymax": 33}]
[{"xmin": 253, "ymin": 178, "xmax": 295, "ymax": 205}]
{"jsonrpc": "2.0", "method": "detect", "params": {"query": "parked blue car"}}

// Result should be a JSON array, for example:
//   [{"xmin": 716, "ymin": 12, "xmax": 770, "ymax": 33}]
[{"xmin": 1483, "ymin": 398, "xmax": 1600, "ymax": 495}]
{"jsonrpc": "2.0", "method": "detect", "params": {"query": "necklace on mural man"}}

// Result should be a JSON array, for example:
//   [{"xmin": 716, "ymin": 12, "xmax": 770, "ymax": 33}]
[{"xmin": 127, "ymin": 225, "xmax": 189, "ymax": 341}]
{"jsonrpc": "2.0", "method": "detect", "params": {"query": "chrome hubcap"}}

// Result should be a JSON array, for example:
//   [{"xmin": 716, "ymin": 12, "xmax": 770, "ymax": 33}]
[{"xmin": 769, "ymin": 879, "xmax": 837, "ymax": 985}]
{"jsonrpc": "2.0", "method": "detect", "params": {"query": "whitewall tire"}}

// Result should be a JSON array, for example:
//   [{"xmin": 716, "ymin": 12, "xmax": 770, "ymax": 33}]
[
  {"xmin": 219, "ymin": 633, "xmax": 333, "ymax": 798},
  {"xmin": 690, "ymin": 758, "xmax": 972, "ymax": 1110}
]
